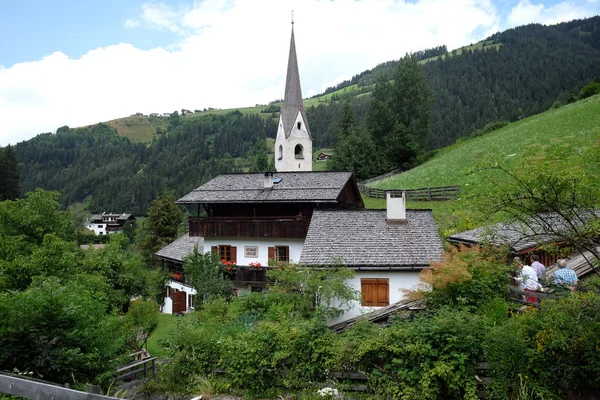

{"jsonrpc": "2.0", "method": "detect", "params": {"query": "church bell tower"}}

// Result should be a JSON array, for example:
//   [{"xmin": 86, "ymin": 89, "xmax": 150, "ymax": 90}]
[{"xmin": 274, "ymin": 19, "xmax": 312, "ymax": 172}]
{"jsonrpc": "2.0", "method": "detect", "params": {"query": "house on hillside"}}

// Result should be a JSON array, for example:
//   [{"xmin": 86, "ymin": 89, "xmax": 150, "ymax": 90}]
[
  {"xmin": 86, "ymin": 213, "xmax": 136, "ymax": 235},
  {"xmin": 317, "ymin": 152, "xmax": 332, "ymax": 162},
  {"xmin": 157, "ymin": 171, "xmax": 364, "ymax": 314},
  {"xmin": 157, "ymin": 173, "xmax": 443, "ymax": 318}
]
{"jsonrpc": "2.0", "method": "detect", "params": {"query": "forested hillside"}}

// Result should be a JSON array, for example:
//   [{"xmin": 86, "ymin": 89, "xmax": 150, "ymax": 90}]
[
  {"xmin": 8, "ymin": 16, "xmax": 600, "ymax": 213},
  {"xmin": 308, "ymin": 17, "xmax": 600, "ymax": 149},
  {"xmin": 16, "ymin": 112, "xmax": 267, "ymax": 214}
]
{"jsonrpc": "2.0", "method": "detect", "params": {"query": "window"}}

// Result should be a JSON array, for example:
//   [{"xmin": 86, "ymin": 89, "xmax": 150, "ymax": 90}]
[
  {"xmin": 294, "ymin": 144, "xmax": 303, "ymax": 159},
  {"xmin": 278, "ymin": 145, "xmax": 283, "ymax": 160},
  {"xmin": 268, "ymin": 246, "xmax": 289, "ymax": 263},
  {"xmin": 297, "ymin": 121, "xmax": 302, "ymax": 129},
  {"xmin": 361, "ymin": 278, "xmax": 389, "ymax": 307},
  {"xmin": 211, "ymin": 245, "xmax": 237, "ymax": 263}
]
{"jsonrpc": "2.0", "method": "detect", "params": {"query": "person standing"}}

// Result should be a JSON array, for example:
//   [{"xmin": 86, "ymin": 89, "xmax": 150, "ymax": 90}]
[
  {"xmin": 514, "ymin": 257, "xmax": 542, "ymax": 303},
  {"xmin": 530, "ymin": 254, "xmax": 546, "ymax": 280},
  {"xmin": 553, "ymin": 259, "xmax": 578, "ymax": 290}
]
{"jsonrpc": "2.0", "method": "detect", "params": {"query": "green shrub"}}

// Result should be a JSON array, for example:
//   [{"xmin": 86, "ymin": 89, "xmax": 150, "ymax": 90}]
[
  {"xmin": 577, "ymin": 81, "xmax": 600, "ymax": 100},
  {"xmin": 332, "ymin": 308, "xmax": 487, "ymax": 399},
  {"xmin": 486, "ymin": 292, "xmax": 600, "ymax": 398},
  {"xmin": 414, "ymin": 245, "xmax": 511, "ymax": 308}
]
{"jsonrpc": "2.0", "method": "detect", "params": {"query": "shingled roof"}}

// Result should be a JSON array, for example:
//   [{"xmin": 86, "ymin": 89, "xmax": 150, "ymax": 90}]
[
  {"xmin": 280, "ymin": 24, "xmax": 311, "ymax": 139},
  {"xmin": 446, "ymin": 212, "xmax": 595, "ymax": 252},
  {"xmin": 177, "ymin": 171, "xmax": 357, "ymax": 204},
  {"xmin": 300, "ymin": 210, "xmax": 443, "ymax": 268},
  {"xmin": 155, "ymin": 233, "xmax": 203, "ymax": 263}
]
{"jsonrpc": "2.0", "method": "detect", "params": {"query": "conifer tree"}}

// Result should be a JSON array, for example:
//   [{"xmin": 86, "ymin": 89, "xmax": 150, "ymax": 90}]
[{"xmin": 0, "ymin": 145, "xmax": 21, "ymax": 201}]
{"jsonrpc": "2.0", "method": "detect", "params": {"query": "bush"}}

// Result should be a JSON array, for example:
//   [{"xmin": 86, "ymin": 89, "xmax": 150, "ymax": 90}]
[
  {"xmin": 332, "ymin": 308, "xmax": 488, "ymax": 399},
  {"xmin": 409, "ymin": 245, "xmax": 511, "ymax": 308},
  {"xmin": 577, "ymin": 81, "xmax": 600, "ymax": 100},
  {"xmin": 486, "ymin": 292, "xmax": 600, "ymax": 398}
]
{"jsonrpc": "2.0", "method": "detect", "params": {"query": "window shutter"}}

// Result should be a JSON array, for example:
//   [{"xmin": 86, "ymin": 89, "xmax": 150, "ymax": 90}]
[
  {"xmin": 268, "ymin": 247, "xmax": 275, "ymax": 262},
  {"xmin": 360, "ymin": 278, "xmax": 389, "ymax": 307},
  {"xmin": 376, "ymin": 279, "xmax": 389, "ymax": 306},
  {"xmin": 211, "ymin": 246, "xmax": 218, "ymax": 255},
  {"xmin": 230, "ymin": 246, "xmax": 237, "ymax": 264},
  {"xmin": 361, "ymin": 279, "xmax": 374, "ymax": 306}
]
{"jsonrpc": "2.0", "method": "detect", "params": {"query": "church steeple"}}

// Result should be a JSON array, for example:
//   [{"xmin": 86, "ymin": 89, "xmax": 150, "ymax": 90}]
[
  {"xmin": 275, "ymin": 20, "xmax": 313, "ymax": 172},
  {"xmin": 281, "ymin": 23, "xmax": 311, "ymax": 139}
]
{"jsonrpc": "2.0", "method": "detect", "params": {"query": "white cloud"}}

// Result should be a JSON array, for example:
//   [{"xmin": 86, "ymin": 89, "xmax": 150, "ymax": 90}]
[
  {"xmin": 0, "ymin": 0, "xmax": 597, "ymax": 145},
  {"xmin": 507, "ymin": 0, "xmax": 595, "ymax": 27},
  {"xmin": 139, "ymin": 2, "xmax": 186, "ymax": 32},
  {"xmin": 124, "ymin": 18, "xmax": 141, "ymax": 28}
]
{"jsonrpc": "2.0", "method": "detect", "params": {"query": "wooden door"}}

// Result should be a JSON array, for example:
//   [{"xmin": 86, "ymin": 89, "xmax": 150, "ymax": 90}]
[{"xmin": 171, "ymin": 290, "xmax": 187, "ymax": 314}]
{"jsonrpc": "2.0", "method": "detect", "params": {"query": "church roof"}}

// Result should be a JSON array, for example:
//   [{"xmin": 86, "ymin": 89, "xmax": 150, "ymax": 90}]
[
  {"xmin": 280, "ymin": 25, "xmax": 311, "ymax": 139},
  {"xmin": 176, "ymin": 171, "xmax": 356, "ymax": 204},
  {"xmin": 300, "ymin": 210, "xmax": 443, "ymax": 268}
]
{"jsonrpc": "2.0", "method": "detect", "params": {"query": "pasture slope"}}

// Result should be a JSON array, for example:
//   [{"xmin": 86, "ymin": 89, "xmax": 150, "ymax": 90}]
[{"xmin": 367, "ymin": 94, "xmax": 600, "ymax": 235}]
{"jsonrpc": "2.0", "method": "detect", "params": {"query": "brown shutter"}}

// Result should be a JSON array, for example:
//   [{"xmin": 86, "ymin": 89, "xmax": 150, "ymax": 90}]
[
  {"xmin": 376, "ymin": 279, "xmax": 389, "ymax": 306},
  {"xmin": 230, "ymin": 246, "xmax": 237, "ymax": 264},
  {"xmin": 268, "ymin": 247, "xmax": 275, "ymax": 262},
  {"xmin": 361, "ymin": 279, "xmax": 374, "ymax": 306},
  {"xmin": 211, "ymin": 246, "xmax": 218, "ymax": 255}
]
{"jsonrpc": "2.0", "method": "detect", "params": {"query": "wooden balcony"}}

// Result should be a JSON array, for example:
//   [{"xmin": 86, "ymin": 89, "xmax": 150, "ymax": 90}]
[
  {"xmin": 189, "ymin": 216, "xmax": 310, "ymax": 238},
  {"xmin": 232, "ymin": 266, "xmax": 273, "ymax": 285}
]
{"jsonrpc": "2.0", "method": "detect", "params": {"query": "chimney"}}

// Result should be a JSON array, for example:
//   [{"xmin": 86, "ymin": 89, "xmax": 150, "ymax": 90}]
[
  {"xmin": 386, "ymin": 192, "xmax": 406, "ymax": 224},
  {"xmin": 263, "ymin": 172, "xmax": 274, "ymax": 190}
]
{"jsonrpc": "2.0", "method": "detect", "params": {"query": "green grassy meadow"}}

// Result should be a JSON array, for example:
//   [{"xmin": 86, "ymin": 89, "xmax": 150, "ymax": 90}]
[
  {"xmin": 147, "ymin": 314, "xmax": 178, "ymax": 359},
  {"xmin": 366, "ymin": 95, "xmax": 600, "ymax": 236}
]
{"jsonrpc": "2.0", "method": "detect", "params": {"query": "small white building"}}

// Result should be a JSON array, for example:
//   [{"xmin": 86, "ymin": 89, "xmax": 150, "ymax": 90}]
[{"xmin": 86, "ymin": 213, "xmax": 135, "ymax": 235}]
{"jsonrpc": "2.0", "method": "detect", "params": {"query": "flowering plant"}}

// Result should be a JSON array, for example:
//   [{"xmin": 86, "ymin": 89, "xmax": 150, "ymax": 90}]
[
  {"xmin": 317, "ymin": 387, "xmax": 339, "ymax": 398},
  {"xmin": 170, "ymin": 272, "xmax": 183, "ymax": 280},
  {"xmin": 249, "ymin": 261, "xmax": 262, "ymax": 269},
  {"xmin": 221, "ymin": 260, "xmax": 235, "ymax": 271}
]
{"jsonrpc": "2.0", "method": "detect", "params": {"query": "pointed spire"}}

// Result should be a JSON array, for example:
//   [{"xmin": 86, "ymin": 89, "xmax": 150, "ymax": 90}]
[{"xmin": 281, "ymin": 21, "xmax": 311, "ymax": 139}]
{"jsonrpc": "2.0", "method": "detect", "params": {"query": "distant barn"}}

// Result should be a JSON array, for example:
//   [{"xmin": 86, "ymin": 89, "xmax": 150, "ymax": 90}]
[{"xmin": 317, "ymin": 152, "xmax": 332, "ymax": 162}]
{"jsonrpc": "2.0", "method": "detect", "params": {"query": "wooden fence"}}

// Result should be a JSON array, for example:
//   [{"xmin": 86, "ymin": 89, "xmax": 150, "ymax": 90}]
[
  {"xmin": 507, "ymin": 285, "xmax": 559, "ymax": 307},
  {"xmin": 0, "ymin": 373, "xmax": 119, "ymax": 400},
  {"xmin": 358, "ymin": 185, "xmax": 461, "ymax": 201},
  {"xmin": 358, "ymin": 168, "xmax": 403, "ymax": 186}
]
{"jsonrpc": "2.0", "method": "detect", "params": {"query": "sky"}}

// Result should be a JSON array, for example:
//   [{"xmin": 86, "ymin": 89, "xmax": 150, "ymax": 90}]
[{"xmin": 0, "ymin": 0, "xmax": 599, "ymax": 146}]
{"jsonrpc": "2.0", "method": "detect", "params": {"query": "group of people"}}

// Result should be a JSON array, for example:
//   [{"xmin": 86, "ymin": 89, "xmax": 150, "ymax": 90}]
[{"xmin": 514, "ymin": 255, "xmax": 579, "ymax": 303}]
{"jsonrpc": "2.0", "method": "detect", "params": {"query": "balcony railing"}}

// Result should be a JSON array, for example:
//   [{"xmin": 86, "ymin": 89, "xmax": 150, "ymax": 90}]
[
  {"xmin": 232, "ymin": 266, "xmax": 273, "ymax": 285},
  {"xmin": 169, "ymin": 266, "xmax": 271, "ymax": 286},
  {"xmin": 189, "ymin": 216, "xmax": 310, "ymax": 238}
]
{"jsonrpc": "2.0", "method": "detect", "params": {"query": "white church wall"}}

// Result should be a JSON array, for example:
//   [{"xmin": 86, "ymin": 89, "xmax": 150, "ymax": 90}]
[{"xmin": 274, "ymin": 111, "xmax": 312, "ymax": 172}]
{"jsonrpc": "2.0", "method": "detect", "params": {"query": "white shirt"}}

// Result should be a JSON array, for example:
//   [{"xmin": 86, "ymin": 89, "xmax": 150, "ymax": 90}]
[{"xmin": 517, "ymin": 265, "xmax": 542, "ymax": 291}]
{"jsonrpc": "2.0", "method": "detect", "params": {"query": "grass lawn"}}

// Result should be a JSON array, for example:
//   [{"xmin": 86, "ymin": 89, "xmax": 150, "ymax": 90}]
[
  {"xmin": 364, "ymin": 95, "xmax": 600, "ymax": 235},
  {"xmin": 147, "ymin": 314, "xmax": 179, "ymax": 359}
]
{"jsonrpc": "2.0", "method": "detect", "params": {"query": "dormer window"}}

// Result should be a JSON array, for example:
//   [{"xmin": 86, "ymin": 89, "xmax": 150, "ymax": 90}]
[
  {"xmin": 294, "ymin": 144, "xmax": 304, "ymax": 159},
  {"xmin": 278, "ymin": 145, "xmax": 283, "ymax": 160},
  {"xmin": 297, "ymin": 121, "xmax": 302, "ymax": 129}
]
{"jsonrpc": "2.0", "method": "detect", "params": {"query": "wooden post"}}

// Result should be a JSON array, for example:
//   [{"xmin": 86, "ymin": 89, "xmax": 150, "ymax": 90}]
[{"xmin": 87, "ymin": 383, "xmax": 102, "ymax": 394}]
